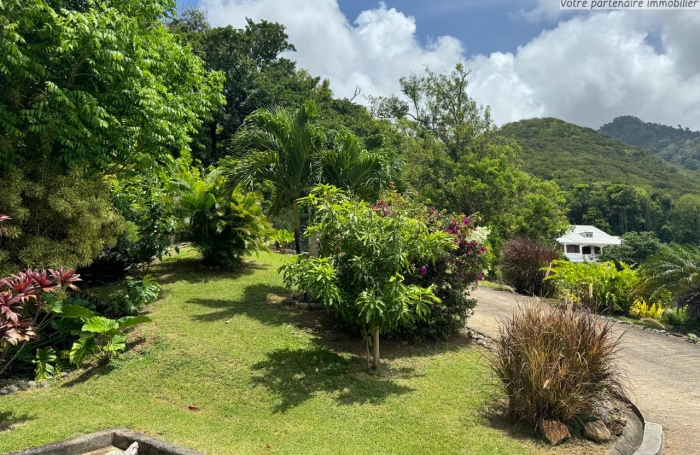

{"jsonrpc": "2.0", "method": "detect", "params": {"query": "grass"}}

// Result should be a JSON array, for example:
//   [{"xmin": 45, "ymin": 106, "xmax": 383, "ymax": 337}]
[{"xmin": 1, "ymin": 249, "xmax": 594, "ymax": 454}]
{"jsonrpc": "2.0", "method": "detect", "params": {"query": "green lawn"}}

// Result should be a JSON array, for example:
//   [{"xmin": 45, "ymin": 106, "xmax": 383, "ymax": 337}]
[{"xmin": 1, "ymin": 250, "xmax": 550, "ymax": 454}]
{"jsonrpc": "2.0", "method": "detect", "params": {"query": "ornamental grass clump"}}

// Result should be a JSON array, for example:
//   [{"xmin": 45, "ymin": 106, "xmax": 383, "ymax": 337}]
[{"xmin": 490, "ymin": 304, "xmax": 626, "ymax": 435}]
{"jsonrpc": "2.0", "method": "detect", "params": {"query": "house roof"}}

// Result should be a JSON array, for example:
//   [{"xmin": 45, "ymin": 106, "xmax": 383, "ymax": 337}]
[{"xmin": 556, "ymin": 225, "xmax": 621, "ymax": 246}]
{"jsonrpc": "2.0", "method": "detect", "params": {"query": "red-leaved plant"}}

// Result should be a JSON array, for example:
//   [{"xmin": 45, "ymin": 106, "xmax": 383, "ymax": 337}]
[{"xmin": 0, "ymin": 267, "xmax": 80, "ymax": 375}]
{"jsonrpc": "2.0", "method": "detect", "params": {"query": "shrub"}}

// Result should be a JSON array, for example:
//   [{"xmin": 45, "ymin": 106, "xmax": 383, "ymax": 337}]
[
  {"xmin": 280, "ymin": 185, "xmax": 454, "ymax": 369},
  {"xmin": 661, "ymin": 308, "xmax": 695, "ymax": 327},
  {"xmin": 174, "ymin": 161, "xmax": 269, "ymax": 268},
  {"xmin": 629, "ymin": 298, "xmax": 664, "ymax": 319},
  {"xmin": 0, "ymin": 267, "xmax": 81, "ymax": 377},
  {"xmin": 113, "ymin": 275, "xmax": 161, "ymax": 316},
  {"xmin": 500, "ymin": 238, "xmax": 560, "ymax": 297},
  {"xmin": 490, "ymin": 304, "xmax": 625, "ymax": 432},
  {"xmin": 546, "ymin": 260, "xmax": 638, "ymax": 313},
  {"xmin": 598, "ymin": 231, "xmax": 662, "ymax": 266},
  {"xmin": 398, "ymin": 206, "xmax": 489, "ymax": 339},
  {"xmin": 0, "ymin": 167, "xmax": 125, "ymax": 276}
]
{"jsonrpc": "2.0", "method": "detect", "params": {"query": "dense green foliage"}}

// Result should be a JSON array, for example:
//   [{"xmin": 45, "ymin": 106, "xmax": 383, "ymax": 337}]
[
  {"xmin": 491, "ymin": 305, "xmax": 625, "ymax": 434},
  {"xmin": 228, "ymin": 102, "xmax": 392, "ymax": 253},
  {"xmin": 546, "ymin": 260, "xmax": 638, "ymax": 314},
  {"xmin": 500, "ymin": 238, "xmax": 560, "ymax": 297},
  {"xmin": 599, "ymin": 116, "xmax": 700, "ymax": 171},
  {"xmin": 280, "ymin": 186, "xmax": 454, "ymax": 368},
  {"xmin": 373, "ymin": 65, "xmax": 569, "ymax": 251},
  {"xmin": 598, "ymin": 231, "xmax": 663, "ymax": 265},
  {"xmin": 0, "ymin": 0, "xmax": 223, "ymax": 273},
  {"xmin": 168, "ymin": 10, "xmax": 316, "ymax": 163},
  {"xmin": 173, "ymin": 158, "xmax": 269, "ymax": 268},
  {"xmin": 0, "ymin": 167, "xmax": 125, "ymax": 274},
  {"xmin": 567, "ymin": 182, "xmax": 671, "ymax": 238},
  {"xmin": 500, "ymin": 118, "xmax": 700, "ymax": 195}
]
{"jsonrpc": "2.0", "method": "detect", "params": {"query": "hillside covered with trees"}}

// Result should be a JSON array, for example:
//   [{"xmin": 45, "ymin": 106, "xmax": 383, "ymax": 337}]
[
  {"xmin": 599, "ymin": 116, "xmax": 700, "ymax": 171},
  {"xmin": 499, "ymin": 118, "xmax": 700, "ymax": 240}
]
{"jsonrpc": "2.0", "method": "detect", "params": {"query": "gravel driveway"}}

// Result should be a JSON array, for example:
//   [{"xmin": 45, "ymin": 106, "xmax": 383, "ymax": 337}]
[{"xmin": 468, "ymin": 287, "xmax": 700, "ymax": 455}]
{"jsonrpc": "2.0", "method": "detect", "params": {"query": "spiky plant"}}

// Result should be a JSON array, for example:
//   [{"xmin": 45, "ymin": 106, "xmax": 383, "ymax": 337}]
[{"xmin": 637, "ymin": 244, "xmax": 700, "ymax": 319}]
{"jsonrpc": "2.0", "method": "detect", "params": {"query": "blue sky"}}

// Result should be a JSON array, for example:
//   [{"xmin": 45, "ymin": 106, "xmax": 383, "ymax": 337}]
[{"xmin": 199, "ymin": 0, "xmax": 700, "ymax": 130}]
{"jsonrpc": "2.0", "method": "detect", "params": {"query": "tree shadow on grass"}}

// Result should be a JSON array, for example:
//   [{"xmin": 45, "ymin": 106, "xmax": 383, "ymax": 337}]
[
  {"xmin": 0, "ymin": 411, "xmax": 35, "ymax": 432},
  {"xmin": 152, "ymin": 256, "xmax": 267, "ymax": 286},
  {"xmin": 251, "ymin": 346, "xmax": 414, "ymax": 413},
  {"xmin": 187, "ymin": 283, "xmax": 292, "ymax": 325}
]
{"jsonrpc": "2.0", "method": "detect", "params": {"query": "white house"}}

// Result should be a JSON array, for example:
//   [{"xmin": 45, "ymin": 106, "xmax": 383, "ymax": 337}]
[{"xmin": 556, "ymin": 225, "xmax": 621, "ymax": 263}]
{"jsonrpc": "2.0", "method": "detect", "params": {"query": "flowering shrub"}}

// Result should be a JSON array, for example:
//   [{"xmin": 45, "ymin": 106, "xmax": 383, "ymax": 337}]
[{"xmin": 373, "ymin": 198, "xmax": 490, "ymax": 339}]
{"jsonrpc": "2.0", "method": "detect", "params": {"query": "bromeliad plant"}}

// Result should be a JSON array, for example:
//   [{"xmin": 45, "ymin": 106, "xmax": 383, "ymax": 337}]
[{"xmin": 280, "ymin": 185, "xmax": 455, "ymax": 369}]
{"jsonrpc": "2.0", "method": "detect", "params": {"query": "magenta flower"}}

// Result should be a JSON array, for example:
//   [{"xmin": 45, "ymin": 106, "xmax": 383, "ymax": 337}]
[
  {"xmin": 462, "ymin": 216, "xmax": 470, "ymax": 224},
  {"xmin": 477, "ymin": 273, "xmax": 484, "ymax": 281},
  {"xmin": 420, "ymin": 266, "xmax": 428, "ymax": 275}
]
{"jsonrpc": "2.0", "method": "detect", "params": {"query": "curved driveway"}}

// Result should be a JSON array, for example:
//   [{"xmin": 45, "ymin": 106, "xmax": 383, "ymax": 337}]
[{"xmin": 468, "ymin": 287, "xmax": 700, "ymax": 455}]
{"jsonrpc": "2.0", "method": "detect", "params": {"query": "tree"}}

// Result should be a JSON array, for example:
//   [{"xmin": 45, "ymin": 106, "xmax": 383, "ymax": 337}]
[
  {"xmin": 0, "ymin": 0, "xmax": 223, "ymax": 271},
  {"xmin": 372, "ymin": 63, "xmax": 561, "ymax": 253},
  {"xmin": 168, "ymin": 10, "xmax": 319, "ymax": 163},
  {"xmin": 229, "ymin": 102, "xmax": 321, "ymax": 253},
  {"xmin": 318, "ymin": 130, "xmax": 391, "ymax": 202},
  {"xmin": 669, "ymin": 194, "xmax": 700, "ymax": 245},
  {"xmin": 280, "ymin": 186, "xmax": 452, "ymax": 369},
  {"xmin": 598, "ymin": 231, "xmax": 663, "ymax": 265},
  {"xmin": 229, "ymin": 102, "xmax": 392, "ymax": 253}
]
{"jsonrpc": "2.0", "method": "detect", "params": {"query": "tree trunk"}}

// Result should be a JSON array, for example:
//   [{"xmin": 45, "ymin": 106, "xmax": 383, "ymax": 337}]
[
  {"xmin": 292, "ymin": 199, "xmax": 302, "ymax": 254},
  {"xmin": 372, "ymin": 328, "xmax": 380, "ymax": 370},
  {"xmin": 308, "ymin": 205, "xmax": 318, "ymax": 257},
  {"xmin": 210, "ymin": 121, "xmax": 217, "ymax": 162}
]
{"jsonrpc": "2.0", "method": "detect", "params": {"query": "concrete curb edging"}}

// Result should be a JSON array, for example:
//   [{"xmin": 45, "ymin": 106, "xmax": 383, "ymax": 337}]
[
  {"xmin": 6, "ymin": 428, "xmax": 205, "ymax": 455},
  {"xmin": 633, "ymin": 422, "xmax": 663, "ymax": 455}
]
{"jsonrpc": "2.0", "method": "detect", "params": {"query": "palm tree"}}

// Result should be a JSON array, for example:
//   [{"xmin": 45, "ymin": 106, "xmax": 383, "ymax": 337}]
[
  {"xmin": 637, "ymin": 244, "xmax": 700, "ymax": 319},
  {"xmin": 319, "ymin": 130, "xmax": 390, "ymax": 202},
  {"xmin": 231, "ymin": 101, "xmax": 320, "ymax": 254}
]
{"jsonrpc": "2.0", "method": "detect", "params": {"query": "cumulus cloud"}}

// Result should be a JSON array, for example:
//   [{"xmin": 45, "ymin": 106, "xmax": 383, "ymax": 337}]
[{"xmin": 200, "ymin": 0, "xmax": 700, "ymax": 130}]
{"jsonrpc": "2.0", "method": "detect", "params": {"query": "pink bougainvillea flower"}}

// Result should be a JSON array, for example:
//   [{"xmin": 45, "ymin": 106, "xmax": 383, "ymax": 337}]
[{"xmin": 420, "ymin": 266, "xmax": 428, "ymax": 275}]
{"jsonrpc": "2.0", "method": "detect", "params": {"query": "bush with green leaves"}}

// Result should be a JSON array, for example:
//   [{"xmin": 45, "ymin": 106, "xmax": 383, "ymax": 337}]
[
  {"xmin": 546, "ymin": 260, "xmax": 638, "ymax": 314},
  {"xmin": 280, "ymin": 185, "xmax": 455, "ymax": 369},
  {"xmin": 500, "ymin": 238, "xmax": 560, "ymax": 297},
  {"xmin": 112, "ymin": 275, "xmax": 161, "ymax": 316},
  {"xmin": 174, "ymin": 158, "xmax": 270, "ymax": 268},
  {"xmin": 490, "ymin": 304, "xmax": 625, "ymax": 436}
]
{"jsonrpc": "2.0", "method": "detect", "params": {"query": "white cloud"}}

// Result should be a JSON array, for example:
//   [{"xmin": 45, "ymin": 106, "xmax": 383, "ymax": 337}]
[{"xmin": 201, "ymin": 0, "xmax": 700, "ymax": 130}]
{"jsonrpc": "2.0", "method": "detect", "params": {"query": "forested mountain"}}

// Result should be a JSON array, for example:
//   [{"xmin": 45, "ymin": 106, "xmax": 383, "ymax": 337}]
[
  {"xmin": 599, "ymin": 116, "xmax": 700, "ymax": 171},
  {"xmin": 499, "ymin": 117, "xmax": 700, "ymax": 195}
]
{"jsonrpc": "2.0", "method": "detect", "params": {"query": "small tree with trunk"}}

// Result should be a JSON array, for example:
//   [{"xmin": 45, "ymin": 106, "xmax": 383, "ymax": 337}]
[{"xmin": 279, "ymin": 186, "xmax": 452, "ymax": 369}]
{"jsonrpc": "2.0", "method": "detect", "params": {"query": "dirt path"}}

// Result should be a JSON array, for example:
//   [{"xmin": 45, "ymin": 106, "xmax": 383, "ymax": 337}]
[{"xmin": 468, "ymin": 287, "xmax": 700, "ymax": 455}]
